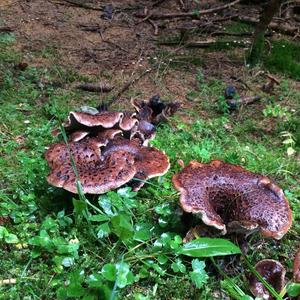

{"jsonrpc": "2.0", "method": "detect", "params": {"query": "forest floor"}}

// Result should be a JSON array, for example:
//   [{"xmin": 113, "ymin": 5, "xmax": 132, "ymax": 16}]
[{"xmin": 0, "ymin": 0, "xmax": 300, "ymax": 299}]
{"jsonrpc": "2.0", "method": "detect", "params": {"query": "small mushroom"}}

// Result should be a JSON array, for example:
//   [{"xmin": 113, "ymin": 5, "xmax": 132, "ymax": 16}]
[
  {"xmin": 172, "ymin": 160, "xmax": 292, "ymax": 239},
  {"xmin": 293, "ymin": 248, "xmax": 300, "ymax": 283},
  {"xmin": 248, "ymin": 259, "xmax": 286, "ymax": 300}
]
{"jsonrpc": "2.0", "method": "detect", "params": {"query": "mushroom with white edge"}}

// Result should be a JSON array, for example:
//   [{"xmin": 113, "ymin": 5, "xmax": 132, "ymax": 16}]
[{"xmin": 172, "ymin": 160, "xmax": 292, "ymax": 240}]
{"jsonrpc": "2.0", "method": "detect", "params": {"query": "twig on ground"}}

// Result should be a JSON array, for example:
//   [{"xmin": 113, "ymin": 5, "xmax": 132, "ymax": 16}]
[
  {"xmin": 239, "ymin": 95, "xmax": 261, "ymax": 105},
  {"xmin": 159, "ymin": 38, "xmax": 249, "ymax": 48},
  {"xmin": 135, "ymin": 0, "xmax": 240, "ymax": 19},
  {"xmin": 0, "ymin": 26, "xmax": 14, "ymax": 33},
  {"xmin": 76, "ymin": 83, "xmax": 114, "ymax": 93},
  {"xmin": 148, "ymin": 19, "xmax": 159, "ymax": 35},
  {"xmin": 239, "ymin": 15, "xmax": 299, "ymax": 36}
]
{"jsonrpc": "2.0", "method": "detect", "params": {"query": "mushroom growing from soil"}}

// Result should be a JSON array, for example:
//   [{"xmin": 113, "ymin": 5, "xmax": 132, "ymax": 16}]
[
  {"xmin": 248, "ymin": 259, "xmax": 286, "ymax": 300},
  {"xmin": 172, "ymin": 160, "xmax": 292, "ymax": 240},
  {"xmin": 45, "ymin": 96, "xmax": 176, "ymax": 194},
  {"xmin": 294, "ymin": 248, "xmax": 300, "ymax": 283}
]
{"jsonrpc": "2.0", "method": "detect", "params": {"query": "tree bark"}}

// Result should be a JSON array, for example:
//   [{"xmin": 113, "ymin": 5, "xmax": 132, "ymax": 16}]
[{"xmin": 247, "ymin": 0, "xmax": 282, "ymax": 65}]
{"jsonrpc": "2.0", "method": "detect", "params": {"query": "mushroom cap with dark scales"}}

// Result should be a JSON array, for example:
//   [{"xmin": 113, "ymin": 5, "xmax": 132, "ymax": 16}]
[
  {"xmin": 45, "ymin": 137, "xmax": 105, "ymax": 169},
  {"xmin": 172, "ymin": 160, "xmax": 292, "ymax": 239},
  {"xmin": 293, "ymin": 248, "xmax": 300, "ymax": 283},
  {"xmin": 47, "ymin": 150, "xmax": 136, "ymax": 194},
  {"xmin": 64, "ymin": 111, "xmax": 123, "ymax": 131},
  {"xmin": 102, "ymin": 138, "xmax": 170, "ymax": 191},
  {"xmin": 248, "ymin": 259, "xmax": 286, "ymax": 300}
]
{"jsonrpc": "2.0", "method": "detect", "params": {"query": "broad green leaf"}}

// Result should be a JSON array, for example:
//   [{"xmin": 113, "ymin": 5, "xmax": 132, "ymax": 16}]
[
  {"xmin": 66, "ymin": 284, "xmax": 85, "ymax": 297},
  {"xmin": 102, "ymin": 263, "xmax": 117, "ymax": 282},
  {"xmin": 157, "ymin": 254, "xmax": 168, "ymax": 265},
  {"xmin": 116, "ymin": 262, "xmax": 134, "ymax": 288},
  {"xmin": 72, "ymin": 198, "xmax": 87, "ymax": 215},
  {"xmin": 98, "ymin": 196, "xmax": 114, "ymax": 216},
  {"xmin": 111, "ymin": 214, "xmax": 133, "ymax": 241},
  {"xmin": 0, "ymin": 226, "xmax": 9, "ymax": 239},
  {"xmin": 133, "ymin": 223, "xmax": 152, "ymax": 242},
  {"xmin": 178, "ymin": 238, "xmax": 241, "ymax": 257},
  {"xmin": 89, "ymin": 214, "xmax": 110, "ymax": 222},
  {"xmin": 5, "ymin": 233, "xmax": 19, "ymax": 244},
  {"xmin": 189, "ymin": 259, "xmax": 208, "ymax": 289},
  {"xmin": 97, "ymin": 222, "xmax": 111, "ymax": 238},
  {"xmin": 171, "ymin": 258, "xmax": 186, "ymax": 273},
  {"xmin": 287, "ymin": 283, "xmax": 300, "ymax": 297}
]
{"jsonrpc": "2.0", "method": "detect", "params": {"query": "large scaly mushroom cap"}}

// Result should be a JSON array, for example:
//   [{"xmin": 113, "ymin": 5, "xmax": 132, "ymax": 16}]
[
  {"xmin": 102, "ymin": 138, "xmax": 170, "ymax": 191},
  {"xmin": 293, "ymin": 248, "xmax": 300, "ymax": 283},
  {"xmin": 172, "ymin": 160, "xmax": 292, "ymax": 239},
  {"xmin": 46, "ymin": 135, "xmax": 136, "ymax": 194},
  {"xmin": 248, "ymin": 259, "xmax": 286, "ymax": 300},
  {"xmin": 45, "ymin": 137, "xmax": 105, "ymax": 169}
]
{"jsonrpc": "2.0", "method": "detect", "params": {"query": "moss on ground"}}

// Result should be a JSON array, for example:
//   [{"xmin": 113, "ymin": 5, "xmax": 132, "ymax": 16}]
[{"xmin": 1, "ymin": 32, "xmax": 300, "ymax": 300}]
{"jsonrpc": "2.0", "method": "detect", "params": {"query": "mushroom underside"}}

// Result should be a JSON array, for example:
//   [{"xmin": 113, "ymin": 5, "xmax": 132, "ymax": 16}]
[{"xmin": 248, "ymin": 259, "xmax": 286, "ymax": 300}]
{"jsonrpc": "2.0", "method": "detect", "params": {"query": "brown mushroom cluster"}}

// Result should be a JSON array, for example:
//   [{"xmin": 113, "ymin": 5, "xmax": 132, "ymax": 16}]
[
  {"xmin": 45, "ymin": 96, "xmax": 179, "ymax": 194},
  {"xmin": 172, "ymin": 160, "xmax": 292, "ymax": 240}
]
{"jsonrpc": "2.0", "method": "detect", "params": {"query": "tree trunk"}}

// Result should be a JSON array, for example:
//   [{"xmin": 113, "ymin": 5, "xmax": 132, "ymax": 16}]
[{"xmin": 247, "ymin": 0, "xmax": 282, "ymax": 65}]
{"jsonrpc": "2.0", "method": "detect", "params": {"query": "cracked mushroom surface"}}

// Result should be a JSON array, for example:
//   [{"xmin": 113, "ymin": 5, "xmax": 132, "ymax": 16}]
[
  {"xmin": 47, "ymin": 143, "xmax": 136, "ymax": 194},
  {"xmin": 248, "ymin": 259, "xmax": 286, "ymax": 300},
  {"xmin": 172, "ymin": 160, "xmax": 292, "ymax": 239},
  {"xmin": 102, "ymin": 138, "xmax": 170, "ymax": 191}
]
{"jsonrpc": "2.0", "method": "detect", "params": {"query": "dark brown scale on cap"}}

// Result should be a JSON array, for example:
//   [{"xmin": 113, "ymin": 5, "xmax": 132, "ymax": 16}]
[
  {"xmin": 63, "ymin": 111, "xmax": 123, "ymax": 132},
  {"xmin": 45, "ymin": 137, "xmax": 105, "ymax": 169},
  {"xmin": 293, "ymin": 248, "xmax": 300, "ymax": 283},
  {"xmin": 172, "ymin": 160, "xmax": 292, "ymax": 239},
  {"xmin": 248, "ymin": 259, "xmax": 286, "ymax": 300},
  {"xmin": 47, "ymin": 150, "xmax": 136, "ymax": 194},
  {"xmin": 103, "ymin": 138, "xmax": 170, "ymax": 191}
]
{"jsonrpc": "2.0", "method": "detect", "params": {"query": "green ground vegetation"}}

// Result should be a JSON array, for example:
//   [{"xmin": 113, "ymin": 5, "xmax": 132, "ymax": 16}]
[{"xmin": 1, "ymin": 32, "xmax": 300, "ymax": 300}]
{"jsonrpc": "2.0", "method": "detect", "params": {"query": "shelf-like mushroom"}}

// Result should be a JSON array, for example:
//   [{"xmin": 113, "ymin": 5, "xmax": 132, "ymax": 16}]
[
  {"xmin": 172, "ymin": 160, "xmax": 292, "ymax": 239},
  {"xmin": 294, "ymin": 248, "xmax": 300, "ymax": 283},
  {"xmin": 64, "ymin": 111, "xmax": 124, "ymax": 132},
  {"xmin": 248, "ymin": 259, "xmax": 286, "ymax": 300}
]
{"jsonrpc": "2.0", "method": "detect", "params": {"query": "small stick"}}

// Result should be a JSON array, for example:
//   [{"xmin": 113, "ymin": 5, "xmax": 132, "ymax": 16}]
[
  {"xmin": 135, "ymin": 0, "xmax": 240, "ymax": 19},
  {"xmin": 148, "ymin": 19, "xmax": 159, "ymax": 35},
  {"xmin": 76, "ymin": 83, "xmax": 114, "ymax": 93}
]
